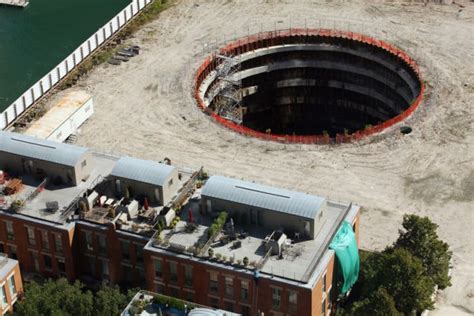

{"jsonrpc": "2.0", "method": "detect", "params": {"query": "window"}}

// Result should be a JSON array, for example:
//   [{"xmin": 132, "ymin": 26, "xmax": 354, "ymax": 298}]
[
  {"xmin": 8, "ymin": 275, "xmax": 16, "ymax": 297},
  {"xmin": 241, "ymin": 281, "xmax": 249, "ymax": 301},
  {"xmin": 30, "ymin": 251, "xmax": 39, "ymax": 272},
  {"xmin": 41, "ymin": 230, "xmax": 49, "ymax": 250},
  {"xmin": 88, "ymin": 257, "xmax": 96, "ymax": 277},
  {"xmin": 224, "ymin": 276, "xmax": 233, "ymax": 297},
  {"xmin": 288, "ymin": 291, "xmax": 298, "ymax": 314},
  {"xmin": 98, "ymin": 234, "xmax": 106, "ymax": 254},
  {"xmin": 321, "ymin": 297, "xmax": 326, "ymax": 316},
  {"xmin": 122, "ymin": 264, "xmax": 132, "ymax": 284},
  {"xmin": 54, "ymin": 234, "xmax": 63, "ymax": 253},
  {"xmin": 0, "ymin": 243, "xmax": 4, "ymax": 253},
  {"xmin": 154, "ymin": 259, "xmax": 162, "ymax": 278},
  {"xmin": 57, "ymin": 258, "xmax": 66, "ymax": 276},
  {"xmin": 0, "ymin": 285, "xmax": 6, "ymax": 306},
  {"xmin": 85, "ymin": 231, "xmax": 93, "ymax": 251},
  {"xmin": 225, "ymin": 301, "xmax": 234, "ymax": 312},
  {"xmin": 168, "ymin": 178, "xmax": 173, "ymax": 186},
  {"xmin": 170, "ymin": 287, "xmax": 179, "ymax": 298},
  {"xmin": 8, "ymin": 245, "xmax": 17, "ymax": 260},
  {"xmin": 185, "ymin": 291, "xmax": 194, "ymax": 302},
  {"xmin": 169, "ymin": 262, "xmax": 178, "ymax": 283},
  {"xmin": 120, "ymin": 240, "xmax": 130, "ymax": 260},
  {"xmin": 137, "ymin": 267, "xmax": 145, "ymax": 283},
  {"xmin": 209, "ymin": 271, "xmax": 219, "ymax": 293},
  {"xmin": 156, "ymin": 283, "xmax": 164, "ymax": 294},
  {"xmin": 1, "ymin": 285, "xmax": 6, "ymax": 307},
  {"xmin": 184, "ymin": 265, "xmax": 193, "ymax": 287},
  {"xmin": 135, "ymin": 244, "xmax": 143, "ymax": 263},
  {"xmin": 209, "ymin": 296, "xmax": 219, "ymax": 309},
  {"xmin": 322, "ymin": 273, "xmax": 327, "ymax": 292},
  {"xmin": 100, "ymin": 259, "xmax": 109, "ymax": 280},
  {"xmin": 5, "ymin": 221, "xmax": 14, "ymax": 241},
  {"xmin": 241, "ymin": 305, "xmax": 251, "ymax": 316},
  {"xmin": 26, "ymin": 226, "xmax": 35, "ymax": 245},
  {"xmin": 272, "ymin": 287, "xmax": 281, "ymax": 309},
  {"xmin": 44, "ymin": 254, "xmax": 52, "ymax": 270},
  {"xmin": 81, "ymin": 160, "xmax": 87, "ymax": 168}
]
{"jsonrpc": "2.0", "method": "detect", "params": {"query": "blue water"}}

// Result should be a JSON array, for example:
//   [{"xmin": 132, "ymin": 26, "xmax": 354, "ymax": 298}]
[{"xmin": 0, "ymin": 0, "xmax": 131, "ymax": 110}]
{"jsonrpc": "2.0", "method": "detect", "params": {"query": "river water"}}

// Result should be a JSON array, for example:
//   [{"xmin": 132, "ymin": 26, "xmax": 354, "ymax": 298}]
[{"xmin": 0, "ymin": 0, "xmax": 130, "ymax": 111}]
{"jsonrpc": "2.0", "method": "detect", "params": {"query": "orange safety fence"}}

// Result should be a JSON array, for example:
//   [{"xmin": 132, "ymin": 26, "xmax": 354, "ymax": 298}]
[{"xmin": 194, "ymin": 28, "xmax": 424, "ymax": 145}]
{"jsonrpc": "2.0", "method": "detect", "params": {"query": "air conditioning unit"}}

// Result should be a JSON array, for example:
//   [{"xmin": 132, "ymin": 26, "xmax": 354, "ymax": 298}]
[{"xmin": 45, "ymin": 201, "xmax": 59, "ymax": 213}]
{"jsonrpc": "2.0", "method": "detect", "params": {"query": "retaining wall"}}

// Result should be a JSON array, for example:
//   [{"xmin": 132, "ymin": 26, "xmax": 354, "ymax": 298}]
[
  {"xmin": 194, "ymin": 29, "xmax": 425, "ymax": 144},
  {"xmin": 0, "ymin": 0, "xmax": 153, "ymax": 130}
]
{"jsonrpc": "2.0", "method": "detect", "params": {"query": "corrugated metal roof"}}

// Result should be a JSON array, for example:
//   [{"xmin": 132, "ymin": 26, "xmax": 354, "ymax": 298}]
[
  {"xmin": 202, "ymin": 175, "xmax": 325, "ymax": 220},
  {"xmin": 0, "ymin": 131, "xmax": 88, "ymax": 167},
  {"xmin": 110, "ymin": 156, "xmax": 175, "ymax": 187}
]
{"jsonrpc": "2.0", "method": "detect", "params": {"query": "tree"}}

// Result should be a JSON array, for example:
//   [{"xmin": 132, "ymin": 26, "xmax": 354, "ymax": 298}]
[
  {"xmin": 394, "ymin": 214, "xmax": 452, "ymax": 289},
  {"xmin": 350, "ymin": 288, "xmax": 401, "ymax": 316},
  {"xmin": 93, "ymin": 285, "xmax": 128, "ymax": 316},
  {"xmin": 15, "ymin": 279, "xmax": 136, "ymax": 316},
  {"xmin": 15, "ymin": 278, "xmax": 93, "ymax": 316},
  {"xmin": 362, "ymin": 248, "xmax": 435, "ymax": 314}
]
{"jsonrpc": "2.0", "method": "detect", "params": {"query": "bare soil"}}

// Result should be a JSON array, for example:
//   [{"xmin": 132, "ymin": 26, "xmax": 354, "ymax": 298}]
[{"xmin": 55, "ymin": 0, "xmax": 474, "ymax": 314}]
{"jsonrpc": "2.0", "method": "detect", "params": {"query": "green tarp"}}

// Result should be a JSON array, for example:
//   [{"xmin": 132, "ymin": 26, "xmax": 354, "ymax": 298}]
[{"xmin": 329, "ymin": 220, "xmax": 360, "ymax": 294}]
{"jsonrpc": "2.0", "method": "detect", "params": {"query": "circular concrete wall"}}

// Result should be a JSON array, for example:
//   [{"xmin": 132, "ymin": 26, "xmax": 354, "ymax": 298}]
[{"xmin": 195, "ymin": 29, "xmax": 424, "ymax": 144}]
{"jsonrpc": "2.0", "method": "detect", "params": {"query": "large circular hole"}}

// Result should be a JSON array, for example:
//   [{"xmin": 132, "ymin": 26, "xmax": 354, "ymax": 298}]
[{"xmin": 195, "ymin": 30, "xmax": 424, "ymax": 143}]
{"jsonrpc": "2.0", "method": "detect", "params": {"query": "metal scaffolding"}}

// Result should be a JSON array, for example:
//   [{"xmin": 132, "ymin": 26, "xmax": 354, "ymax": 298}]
[{"xmin": 213, "ymin": 53, "xmax": 243, "ymax": 124}]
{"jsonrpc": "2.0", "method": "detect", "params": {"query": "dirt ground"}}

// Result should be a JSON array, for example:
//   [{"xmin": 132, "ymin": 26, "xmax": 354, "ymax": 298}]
[{"xmin": 55, "ymin": 0, "xmax": 473, "ymax": 314}]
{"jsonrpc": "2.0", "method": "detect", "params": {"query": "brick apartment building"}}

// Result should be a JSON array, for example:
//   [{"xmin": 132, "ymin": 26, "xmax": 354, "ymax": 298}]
[
  {"xmin": 0, "ymin": 255, "xmax": 22, "ymax": 314},
  {"xmin": 0, "ymin": 130, "xmax": 360, "ymax": 315}
]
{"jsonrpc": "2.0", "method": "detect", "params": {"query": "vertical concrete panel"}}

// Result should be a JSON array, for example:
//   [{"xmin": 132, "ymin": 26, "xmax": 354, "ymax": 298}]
[
  {"xmin": 0, "ymin": 113, "xmax": 6, "ymax": 129},
  {"xmin": 125, "ymin": 5, "xmax": 132, "ymax": 20},
  {"xmin": 91, "ymin": 35, "xmax": 98, "ymax": 50},
  {"xmin": 74, "ymin": 48, "xmax": 82, "ymax": 65},
  {"xmin": 6, "ymin": 104, "xmax": 16, "ymax": 124},
  {"xmin": 14, "ymin": 102, "xmax": 24, "ymax": 117},
  {"xmin": 58, "ymin": 62, "xmax": 67, "ymax": 78},
  {"xmin": 111, "ymin": 18, "xmax": 118, "ymax": 33},
  {"xmin": 131, "ymin": 2, "xmax": 138, "ymax": 15},
  {"xmin": 48, "ymin": 74, "xmax": 53, "ymax": 90},
  {"xmin": 104, "ymin": 24, "xmax": 112, "ymax": 39},
  {"xmin": 97, "ymin": 30, "xmax": 105, "ymax": 45},
  {"xmin": 32, "ymin": 82, "xmax": 42, "ymax": 101},
  {"xmin": 66, "ymin": 54, "xmax": 75, "ymax": 70},
  {"xmin": 118, "ymin": 11, "xmax": 125, "ymax": 26},
  {"xmin": 50, "ymin": 68, "xmax": 59, "ymax": 85},
  {"xmin": 24, "ymin": 89, "xmax": 33, "ymax": 106},
  {"xmin": 41, "ymin": 74, "xmax": 51, "ymax": 92}
]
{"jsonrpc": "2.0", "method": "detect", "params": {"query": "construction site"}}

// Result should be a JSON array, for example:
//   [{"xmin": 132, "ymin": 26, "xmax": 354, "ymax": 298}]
[{"xmin": 5, "ymin": 0, "xmax": 473, "ymax": 315}]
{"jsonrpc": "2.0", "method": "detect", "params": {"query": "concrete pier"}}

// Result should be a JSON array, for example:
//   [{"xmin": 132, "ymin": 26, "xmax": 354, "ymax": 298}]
[{"xmin": 0, "ymin": 0, "xmax": 29, "ymax": 7}]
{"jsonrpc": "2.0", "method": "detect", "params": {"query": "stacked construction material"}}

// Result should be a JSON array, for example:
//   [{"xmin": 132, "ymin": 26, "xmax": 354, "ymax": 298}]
[{"xmin": 108, "ymin": 46, "xmax": 140, "ymax": 65}]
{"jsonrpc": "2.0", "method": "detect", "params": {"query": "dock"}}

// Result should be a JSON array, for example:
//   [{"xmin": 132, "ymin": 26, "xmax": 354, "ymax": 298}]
[{"xmin": 0, "ymin": 0, "xmax": 29, "ymax": 7}]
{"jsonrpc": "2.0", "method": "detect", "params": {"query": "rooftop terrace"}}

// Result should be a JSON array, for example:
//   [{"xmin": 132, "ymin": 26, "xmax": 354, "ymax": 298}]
[
  {"xmin": 0, "ymin": 152, "xmax": 116, "ymax": 225},
  {"xmin": 147, "ymin": 193, "xmax": 357, "ymax": 284},
  {"xmin": 79, "ymin": 165, "xmax": 196, "ymax": 236}
]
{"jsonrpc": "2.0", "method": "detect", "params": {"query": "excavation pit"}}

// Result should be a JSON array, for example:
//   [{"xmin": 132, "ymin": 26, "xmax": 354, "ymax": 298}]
[{"xmin": 195, "ymin": 29, "xmax": 424, "ymax": 144}]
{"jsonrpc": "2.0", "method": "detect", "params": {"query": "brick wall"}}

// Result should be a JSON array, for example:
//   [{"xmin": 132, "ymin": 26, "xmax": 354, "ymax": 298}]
[{"xmin": 0, "ymin": 213, "xmax": 75, "ymax": 280}]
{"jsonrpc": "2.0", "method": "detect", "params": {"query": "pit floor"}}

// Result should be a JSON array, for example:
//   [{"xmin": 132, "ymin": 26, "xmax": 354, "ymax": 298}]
[{"xmin": 42, "ymin": 1, "xmax": 474, "ymax": 314}]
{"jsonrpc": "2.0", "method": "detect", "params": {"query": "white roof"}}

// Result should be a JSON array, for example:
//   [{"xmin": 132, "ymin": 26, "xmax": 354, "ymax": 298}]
[
  {"xmin": 0, "ymin": 131, "xmax": 88, "ymax": 167},
  {"xmin": 24, "ymin": 90, "xmax": 92, "ymax": 139},
  {"xmin": 202, "ymin": 175, "xmax": 325, "ymax": 220},
  {"xmin": 110, "ymin": 156, "xmax": 175, "ymax": 186}
]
